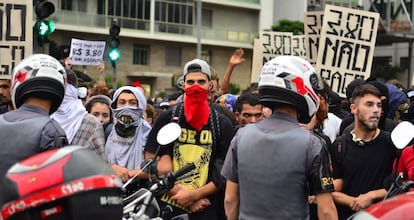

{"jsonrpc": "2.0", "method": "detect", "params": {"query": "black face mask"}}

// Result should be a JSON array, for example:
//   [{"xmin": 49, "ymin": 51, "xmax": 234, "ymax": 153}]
[{"xmin": 115, "ymin": 123, "xmax": 137, "ymax": 138}]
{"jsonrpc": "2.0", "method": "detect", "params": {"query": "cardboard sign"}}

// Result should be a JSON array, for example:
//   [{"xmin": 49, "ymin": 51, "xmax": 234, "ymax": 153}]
[
  {"xmin": 304, "ymin": 11, "xmax": 324, "ymax": 66},
  {"xmin": 251, "ymin": 32, "xmax": 294, "ymax": 82},
  {"xmin": 292, "ymin": 35, "xmax": 306, "ymax": 60},
  {"xmin": 260, "ymin": 31, "xmax": 293, "ymax": 63},
  {"xmin": 250, "ymin": 38, "xmax": 263, "ymax": 83},
  {"xmin": 316, "ymin": 5, "xmax": 379, "ymax": 97},
  {"xmin": 69, "ymin": 38, "xmax": 106, "ymax": 66},
  {"xmin": 0, "ymin": 0, "xmax": 33, "ymax": 79}
]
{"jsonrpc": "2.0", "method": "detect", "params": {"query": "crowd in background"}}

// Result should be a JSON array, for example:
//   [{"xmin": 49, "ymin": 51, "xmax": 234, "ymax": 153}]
[{"xmin": 2, "ymin": 50, "xmax": 414, "ymax": 220}]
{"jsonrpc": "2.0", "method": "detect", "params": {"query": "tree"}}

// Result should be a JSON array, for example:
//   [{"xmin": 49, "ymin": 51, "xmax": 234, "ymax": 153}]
[
  {"xmin": 229, "ymin": 82, "xmax": 240, "ymax": 95},
  {"xmin": 371, "ymin": 64, "xmax": 404, "ymax": 81},
  {"xmin": 271, "ymin": 19, "xmax": 304, "ymax": 35}
]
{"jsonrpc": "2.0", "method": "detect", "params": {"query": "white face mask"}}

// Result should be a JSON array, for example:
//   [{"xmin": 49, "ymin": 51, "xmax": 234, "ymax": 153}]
[{"xmin": 113, "ymin": 106, "xmax": 144, "ymax": 128}]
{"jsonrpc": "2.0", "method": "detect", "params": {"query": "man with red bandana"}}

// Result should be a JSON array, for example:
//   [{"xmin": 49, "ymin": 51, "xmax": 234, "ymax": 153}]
[{"xmin": 145, "ymin": 59, "xmax": 234, "ymax": 220}]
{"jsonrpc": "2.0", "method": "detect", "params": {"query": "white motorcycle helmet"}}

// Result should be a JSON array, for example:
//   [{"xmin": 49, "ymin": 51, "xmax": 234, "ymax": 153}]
[
  {"xmin": 11, "ymin": 54, "xmax": 67, "ymax": 114},
  {"xmin": 258, "ymin": 56, "xmax": 323, "ymax": 123}
]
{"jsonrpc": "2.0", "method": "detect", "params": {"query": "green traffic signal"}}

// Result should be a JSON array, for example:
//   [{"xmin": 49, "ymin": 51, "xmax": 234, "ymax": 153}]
[
  {"xmin": 35, "ymin": 20, "xmax": 55, "ymax": 36},
  {"xmin": 108, "ymin": 48, "xmax": 121, "ymax": 62}
]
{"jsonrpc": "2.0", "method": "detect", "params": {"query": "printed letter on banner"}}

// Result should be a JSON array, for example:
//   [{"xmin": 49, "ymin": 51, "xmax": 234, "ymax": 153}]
[{"xmin": 304, "ymin": 11, "xmax": 324, "ymax": 66}]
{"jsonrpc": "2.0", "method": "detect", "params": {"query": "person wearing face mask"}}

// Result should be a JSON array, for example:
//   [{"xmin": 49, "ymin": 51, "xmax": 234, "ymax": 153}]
[
  {"xmin": 51, "ymin": 69, "xmax": 105, "ymax": 158},
  {"xmin": 144, "ymin": 59, "xmax": 235, "ymax": 220},
  {"xmin": 105, "ymin": 86, "xmax": 152, "ymax": 183}
]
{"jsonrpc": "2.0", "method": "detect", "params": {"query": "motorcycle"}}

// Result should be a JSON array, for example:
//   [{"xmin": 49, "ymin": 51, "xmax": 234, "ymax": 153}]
[
  {"xmin": 122, "ymin": 122, "xmax": 194, "ymax": 220},
  {"xmin": 0, "ymin": 122, "xmax": 191, "ymax": 220},
  {"xmin": 349, "ymin": 121, "xmax": 414, "ymax": 220}
]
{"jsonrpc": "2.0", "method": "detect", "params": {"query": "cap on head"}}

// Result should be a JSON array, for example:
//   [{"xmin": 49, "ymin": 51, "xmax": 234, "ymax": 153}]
[
  {"xmin": 11, "ymin": 54, "xmax": 67, "ymax": 114},
  {"xmin": 182, "ymin": 59, "xmax": 211, "ymax": 80}
]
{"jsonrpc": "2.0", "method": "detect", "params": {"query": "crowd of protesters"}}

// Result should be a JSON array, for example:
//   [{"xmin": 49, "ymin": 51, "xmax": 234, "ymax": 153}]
[{"xmin": 1, "ymin": 49, "xmax": 414, "ymax": 220}]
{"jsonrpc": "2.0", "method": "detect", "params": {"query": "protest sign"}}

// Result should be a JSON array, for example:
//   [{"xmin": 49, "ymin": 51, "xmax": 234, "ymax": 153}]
[
  {"xmin": 0, "ymin": 0, "xmax": 33, "ymax": 79},
  {"xmin": 304, "ymin": 11, "xmax": 324, "ymax": 66},
  {"xmin": 250, "ymin": 38, "xmax": 263, "ymax": 82},
  {"xmin": 69, "ymin": 38, "xmax": 106, "ymax": 66},
  {"xmin": 292, "ymin": 35, "xmax": 306, "ymax": 60},
  {"xmin": 260, "ymin": 31, "xmax": 293, "ymax": 63},
  {"xmin": 316, "ymin": 5, "xmax": 379, "ymax": 97},
  {"xmin": 251, "ymin": 32, "xmax": 293, "ymax": 82}
]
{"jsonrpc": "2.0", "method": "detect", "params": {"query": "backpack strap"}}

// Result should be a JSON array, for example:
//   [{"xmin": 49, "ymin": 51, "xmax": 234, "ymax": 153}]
[
  {"xmin": 335, "ymin": 134, "xmax": 347, "ymax": 165},
  {"xmin": 209, "ymin": 107, "xmax": 220, "ymax": 151}
]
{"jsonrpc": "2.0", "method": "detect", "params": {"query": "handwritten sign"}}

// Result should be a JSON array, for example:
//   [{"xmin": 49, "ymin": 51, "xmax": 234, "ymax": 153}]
[
  {"xmin": 0, "ymin": 0, "xmax": 33, "ymax": 79},
  {"xmin": 260, "ymin": 31, "xmax": 293, "ymax": 64},
  {"xmin": 251, "ymin": 32, "xmax": 294, "ymax": 82},
  {"xmin": 316, "ymin": 5, "xmax": 379, "ymax": 97},
  {"xmin": 69, "ymin": 38, "xmax": 106, "ymax": 66},
  {"xmin": 292, "ymin": 35, "xmax": 306, "ymax": 59},
  {"xmin": 304, "ymin": 11, "xmax": 324, "ymax": 66}
]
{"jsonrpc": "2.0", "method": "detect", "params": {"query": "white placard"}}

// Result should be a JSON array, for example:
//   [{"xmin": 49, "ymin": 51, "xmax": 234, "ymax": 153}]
[
  {"xmin": 0, "ymin": 0, "xmax": 33, "ymax": 79},
  {"xmin": 251, "ymin": 32, "xmax": 294, "ymax": 82},
  {"xmin": 69, "ymin": 38, "xmax": 106, "ymax": 66},
  {"xmin": 292, "ymin": 35, "xmax": 306, "ymax": 60},
  {"xmin": 304, "ymin": 11, "xmax": 324, "ymax": 66},
  {"xmin": 316, "ymin": 5, "xmax": 379, "ymax": 97},
  {"xmin": 260, "ymin": 31, "xmax": 293, "ymax": 63},
  {"xmin": 251, "ymin": 38, "xmax": 263, "ymax": 83}
]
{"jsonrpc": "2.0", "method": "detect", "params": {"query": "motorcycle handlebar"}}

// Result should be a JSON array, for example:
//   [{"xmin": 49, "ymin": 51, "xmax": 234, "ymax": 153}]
[
  {"xmin": 173, "ymin": 163, "xmax": 195, "ymax": 180},
  {"xmin": 402, "ymin": 181, "xmax": 414, "ymax": 192}
]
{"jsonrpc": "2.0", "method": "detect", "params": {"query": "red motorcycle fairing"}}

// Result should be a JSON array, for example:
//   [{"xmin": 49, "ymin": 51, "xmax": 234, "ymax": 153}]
[{"xmin": 350, "ymin": 192, "xmax": 414, "ymax": 220}]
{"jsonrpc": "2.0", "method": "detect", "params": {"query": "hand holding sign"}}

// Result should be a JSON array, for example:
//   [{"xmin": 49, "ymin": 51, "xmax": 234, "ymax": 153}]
[{"xmin": 69, "ymin": 38, "xmax": 106, "ymax": 66}]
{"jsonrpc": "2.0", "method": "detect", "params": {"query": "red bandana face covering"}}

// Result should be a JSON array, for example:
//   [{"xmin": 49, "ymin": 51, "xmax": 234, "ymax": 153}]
[{"xmin": 184, "ymin": 84, "xmax": 210, "ymax": 131}]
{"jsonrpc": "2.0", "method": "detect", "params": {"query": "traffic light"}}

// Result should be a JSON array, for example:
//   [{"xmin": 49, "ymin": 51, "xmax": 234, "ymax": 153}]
[
  {"xmin": 34, "ymin": 0, "xmax": 55, "ymax": 46},
  {"xmin": 108, "ymin": 20, "xmax": 121, "ymax": 65},
  {"xmin": 34, "ymin": 20, "xmax": 55, "ymax": 37}
]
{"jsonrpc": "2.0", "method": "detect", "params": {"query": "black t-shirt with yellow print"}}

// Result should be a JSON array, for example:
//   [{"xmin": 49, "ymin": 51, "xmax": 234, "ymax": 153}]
[{"xmin": 144, "ymin": 104, "xmax": 234, "ymax": 219}]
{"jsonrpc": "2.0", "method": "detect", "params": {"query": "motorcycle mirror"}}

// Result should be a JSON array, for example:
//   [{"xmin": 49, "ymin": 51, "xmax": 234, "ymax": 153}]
[
  {"xmin": 156, "ymin": 122, "xmax": 181, "ymax": 145},
  {"xmin": 391, "ymin": 121, "xmax": 414, "ymax": 150}
]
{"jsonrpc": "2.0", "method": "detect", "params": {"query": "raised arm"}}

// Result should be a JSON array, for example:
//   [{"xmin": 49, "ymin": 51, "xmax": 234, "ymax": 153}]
[{"xmin": 221, "ymin": 48, "xmax": 245, "ymax": 94}]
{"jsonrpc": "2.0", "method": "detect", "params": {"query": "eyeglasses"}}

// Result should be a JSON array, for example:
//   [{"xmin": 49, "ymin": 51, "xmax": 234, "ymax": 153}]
[{"xmin": 0, "ymin": 84, "xmax": 9, "ymax": 89}]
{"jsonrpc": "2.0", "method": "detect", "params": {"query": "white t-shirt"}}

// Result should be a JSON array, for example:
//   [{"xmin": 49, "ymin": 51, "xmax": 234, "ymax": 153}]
[{"xmin": 323, "ymin": 112, "xmax": 342, "ymax": 143}]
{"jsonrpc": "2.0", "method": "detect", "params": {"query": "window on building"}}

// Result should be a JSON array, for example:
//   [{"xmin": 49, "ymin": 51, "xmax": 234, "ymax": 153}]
[
  {"xmin": 155, "ymin": 0, "xmax": 193, "ymax": 24},
  {"xmin": 373, "ymin": 56, "xmax": 392, "ymax": 66},
  {"xmin": 106, "ymin": 0, "xmax": 151, "ymax": 19},
  {"xmin": 155, "ymin": 0, "xmax": 194, "ymax": 33},
  {"xmin": 400, "ymin": 57, "xmax": 409, "ymax": 70},
  {"xmin": 202, "ymin": 9, "xmax": 212, "ymax": 27},
  {"xmin": 166, "ymin": 46, "xmax": 181, "ymax": 67},
  {"xmin": 61, "ymin": 0, "xmax": 72, "ymax": 10},
  {"xmin": 133, "ymin": 45, "xmax": 150, "ymax": 65},
  {"xmin": 97, "ymin": 0, "xmax": 105, "ymax": 14},
  {"xmin": 201, "ymin": 50, "xmax": 211, "ymax": 64},
  {"xmin": 61, "ymin": 0, "xmax": 86, "ymax": 12}
]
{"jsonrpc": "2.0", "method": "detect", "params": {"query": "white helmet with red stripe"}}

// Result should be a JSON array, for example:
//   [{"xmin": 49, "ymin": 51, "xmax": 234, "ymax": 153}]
[
  {"xmin": 258, "ymin": 56, "xmax": 323, "ymax": 123},
  {"xmin": 11, "ymin": 54, "xmax": 67, "ymax": 114}
]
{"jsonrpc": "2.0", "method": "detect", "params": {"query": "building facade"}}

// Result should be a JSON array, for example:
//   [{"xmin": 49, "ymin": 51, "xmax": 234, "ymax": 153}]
[{"xmin": 45, "ymin": 0, "xmax": 263, "ymax": 97}]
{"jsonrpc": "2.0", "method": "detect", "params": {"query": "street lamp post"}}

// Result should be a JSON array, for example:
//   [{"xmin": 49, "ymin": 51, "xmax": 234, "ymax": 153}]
[{"xmin": 196, "ymin": 0, "xmax": 202, "ymax": 59}]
